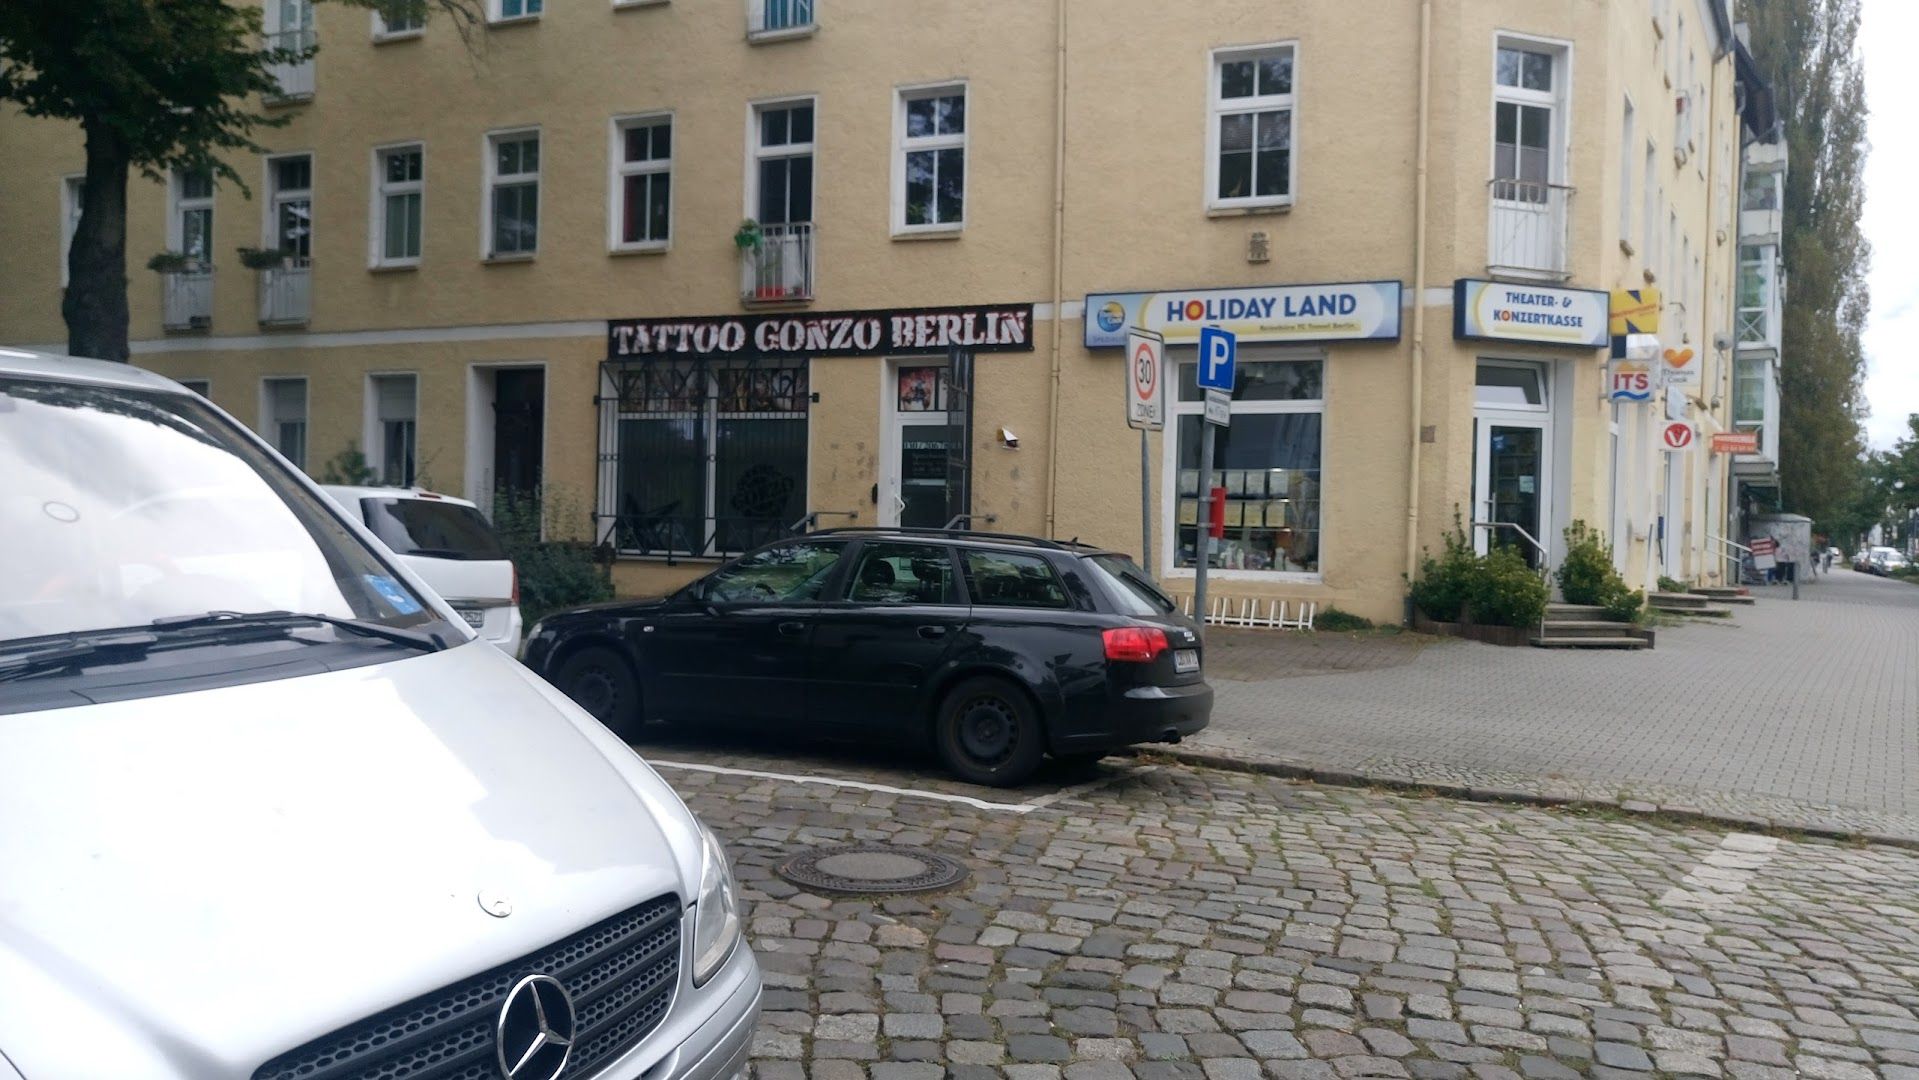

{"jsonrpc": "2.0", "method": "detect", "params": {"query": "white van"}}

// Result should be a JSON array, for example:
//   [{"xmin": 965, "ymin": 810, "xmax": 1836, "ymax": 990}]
[
  {"xmin": 323, "ymin": 485, "xmax": 525, "ymax": 655},
  {"xmin": 0, "ymin": 351, "xmax": 759, "ymax": 1080}
]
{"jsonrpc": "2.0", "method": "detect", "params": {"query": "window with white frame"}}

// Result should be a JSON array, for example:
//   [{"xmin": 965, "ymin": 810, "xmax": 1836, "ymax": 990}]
[
  {"xmin": 492, "ymin": 0, "xmax": 541, "ymax": 22},
  {"xmin": 486, "ymin": 130, "xmax": 540, "ymax": 257},
  {"xmin": 1737, "ymin": 244, "xmax": 1774, "ymax": 345},
  {"xmin": 267, "ymin": 154, "xmax": 313, "ymax": 262},
  {"xmin": 752, "ymin": 101, "xmax": 814, "ymax": 226},
  {"xmin": 374, "ymin": 144, "xmax": 424, "ymax": 265},
  {"xmin": 895, "ymin": 85, "xmax": 966, "ymax": 231},
  {"xmin": 171, "ymin": 167, "xmax": 215, "ymax": 269},
  {"xmin": 1168, "ymin": 352, "xmax": 1322, "ymax": 575},
  {"xmin": 1618, "ymin": 98, "xmax": 1635, "ymax": 245},
  {"xmin": 1734, "ymin": 355, "xmax": 1767, "ymax": 426},
  {"xmin": 263, "ymin": 377, "xmax": 308, "ymax": 470},
  {"xmin": 369, "ymin": 374, "xmax": 418, "ymax": 486},
  {"xmin": 1740, "ymin": 169, "xmax": 1781, "ymax": 211},
  {"xmin": 1208, "ymin": 44, "xmax": 1295, "ymax": 209},
  {"xmin": 373, "ymin": 0, "xmax": 424, "ymax": 37},
  {"xmin": 1493, "ymin": 43, "xmax": 1559, "ymax": 200},
  {"xmin": 60, "ymin": 175, "xmax": 84, "ymax": 286},
  {"xmin": 612, "ymin": 115, "xmax": 672, "ymax": 250}
]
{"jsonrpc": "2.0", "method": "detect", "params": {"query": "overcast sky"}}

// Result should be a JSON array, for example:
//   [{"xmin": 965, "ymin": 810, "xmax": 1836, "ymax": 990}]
[{"xmin": 1858, "ymin": 0, "xmax": 1916, "ymax": 450}]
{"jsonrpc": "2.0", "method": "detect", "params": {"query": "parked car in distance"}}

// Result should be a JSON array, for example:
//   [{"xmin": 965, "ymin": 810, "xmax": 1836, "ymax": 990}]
[
  {"xmin": 1, "ymin": 351, "xmax": 758, "ymax": 1080},
  {"xmin": 523, "ymin": 528, "xmax": 1213, "ymax": 787},
  {"xmin": 323, "ymin": 485, "xmax": 524, "ymax": 655},
  {"xmin": 1866, "ymin": 546, "xmax": 1911, "ymax": 575}
]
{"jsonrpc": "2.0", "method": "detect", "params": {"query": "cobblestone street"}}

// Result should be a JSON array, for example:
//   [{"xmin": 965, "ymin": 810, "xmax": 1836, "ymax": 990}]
[
  {"xmin": 1191, "ymin": 569, "xmax": 1919, "ymax": 842},
  {"xmin": 648, "ymin": 742, "xmax": 1919, "ymax": 1080}
]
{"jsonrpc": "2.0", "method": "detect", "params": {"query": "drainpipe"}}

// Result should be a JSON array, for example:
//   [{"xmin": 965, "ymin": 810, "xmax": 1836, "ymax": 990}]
[
  {"xmin": 1403, "ymin": 0, "xmax": 1434, "ymax": 611},
  {"xmin": 1698, "ymin": 51, "xmax": 1724, "ymax": 582},
  {"xmin": 1043, "ymin": 0, "xmax": 1069, "ymax": 537}
]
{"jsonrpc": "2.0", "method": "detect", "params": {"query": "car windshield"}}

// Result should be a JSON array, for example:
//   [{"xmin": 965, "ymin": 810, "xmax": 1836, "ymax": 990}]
[
  {"xmin": 1083, "ymin": 553, "xmax": 1178, "ymax": 616},
  {"xmin": 699, "ymin": 540, "xmax": 847, "ymax": 603},
  {"xmin": 362, "ymin": 498, "xmax": 507, "ymax": 560},
  {"xmin": 0, "ymin": 376, "xmax": 439, "ymax": 646}
]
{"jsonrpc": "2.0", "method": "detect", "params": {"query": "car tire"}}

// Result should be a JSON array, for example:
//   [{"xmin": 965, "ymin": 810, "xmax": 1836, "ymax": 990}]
[
  {"xmin": 554, "ymin": 647, "xmax": 641, "ymax": 738},
  {"xmin": 936, "ymin": 676, "xmax": 1045, "ymax": 788}
]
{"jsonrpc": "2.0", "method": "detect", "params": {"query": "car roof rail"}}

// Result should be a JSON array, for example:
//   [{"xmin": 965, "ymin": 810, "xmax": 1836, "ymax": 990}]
[{"xmin": 805, "ymin": 526, "xmax": 1081, "ymax": 551}]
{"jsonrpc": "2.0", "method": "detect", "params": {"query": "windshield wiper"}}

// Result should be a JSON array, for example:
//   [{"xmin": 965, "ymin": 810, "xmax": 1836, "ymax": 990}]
[
  {"xmin": 0, "ymin": 632, "xmax": 162, "ymax": 683},
  {"xmin": 150, "ymin": 610, "xmax": 448, "ymax": 651}
]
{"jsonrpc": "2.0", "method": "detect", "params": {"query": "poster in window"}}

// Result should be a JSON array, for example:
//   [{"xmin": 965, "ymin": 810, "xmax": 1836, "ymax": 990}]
[
  {"xmin": 1264, "ymin": 500, "xmax": 1289, "ymax": 528},
  {"xmin": 897, "ymin": 367, "xmax": 943, "ymax": 412},
  {"xmin": 1179, "ymin": 469, "xmax": 1199, "ymax": 496},
  {"xmin": 1225, "ymin": 470, "xmax": 1249, "ymax": 496},
  {"xmin": 1177, "ymin": 499, "xmax": 1200, "ymax": 525},
  {"xmin": 1223, "ymin": 502, "xmax": 1245, "ymax": 527},
  {"xmin": 902, "ymin": 439, "xmax": 952, "ymax": 481}
]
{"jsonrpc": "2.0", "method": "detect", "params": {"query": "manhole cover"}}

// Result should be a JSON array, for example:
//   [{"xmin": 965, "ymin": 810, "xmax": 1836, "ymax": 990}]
[{"xmin": 776, "ymin": 844, "xmax": 969, "ymax": 896}]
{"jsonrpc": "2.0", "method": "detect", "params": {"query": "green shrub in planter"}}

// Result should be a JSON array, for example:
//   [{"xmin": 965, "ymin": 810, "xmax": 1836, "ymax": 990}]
[
  {"xmin": 1555, "ymin": 520, "xmax": 1617, "ymax": 605},
  {"xmin": 1601, "ymin": 586, "xmax": 1645, "ymax": 622},
  {"xmin": 1409, "ymin": 526, "xmax": 1476, "ymax": 622},
  {"xmin": 1657, "ymin": 575, "xmax": 1689, "ymax": 594},
  {"xmin": 1468, "ymin": 546, "xmax": 1549, "ymax": 628}
]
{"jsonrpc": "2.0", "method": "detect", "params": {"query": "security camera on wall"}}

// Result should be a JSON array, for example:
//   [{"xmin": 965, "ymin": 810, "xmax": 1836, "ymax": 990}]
[
  {"xmin": 999, "ymin": 427, "xmax": 1019, "ymax": 449},
  {"xmin": 1713, "ymin": 332, "xmax": 1734, "ymax": 352}
]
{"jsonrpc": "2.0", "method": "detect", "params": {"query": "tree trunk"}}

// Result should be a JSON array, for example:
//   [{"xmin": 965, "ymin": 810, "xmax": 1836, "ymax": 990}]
[{"xmin": 61, "ymin": 120, "xmax": 132, "ymax": 363}]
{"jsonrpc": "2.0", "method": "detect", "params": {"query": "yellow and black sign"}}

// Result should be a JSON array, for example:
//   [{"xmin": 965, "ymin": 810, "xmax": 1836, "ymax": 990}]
[{"xmin": 1609, "ymin": 288, "xmax": 1660, "ymax": 336}]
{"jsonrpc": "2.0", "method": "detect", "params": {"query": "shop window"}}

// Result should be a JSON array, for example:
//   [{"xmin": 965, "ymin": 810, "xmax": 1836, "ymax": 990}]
[
  {"xmin": 1474, "ymin": 363, "xmax": 1546, "ymax": 408},
  {"xmin": 1171, "ymin": 357, "xmax": 1322, "ymax": 575},
  {"xmin": 604, "ymin": 359, "xmax": 809, "ymax": 557},
  {"xmin": 1208, "ymin": 43, "xmax": 1295, "ymax": 210}
]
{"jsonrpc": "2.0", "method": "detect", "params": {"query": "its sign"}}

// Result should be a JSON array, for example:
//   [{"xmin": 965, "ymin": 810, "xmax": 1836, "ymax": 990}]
[
  {"xmin": 1608, "ymin": 360, "xmax": 1654, "ymax": 402},
  {"xmin": 1083, "ymin": 281, "xmax": 1403, "ymax": 348},
  {"xmin": 1609, "ymin": 288, "xmax": 1661, "ymax": 336},
  {"xmin": 1711, "ymin": 431, "xmax": 1761, "ymax": 454},
  {"xmin": 1453, "ymin": 279, "xmax": 1610, "ymax": 348},
  {"xmin": 1125, "ymin": 328, "xmax": 1164, "ymax": 431},
  {"xmin": 607, "ymin": 303, "xmax": 1035, "ymax": 360},
  {"xmin": 1662, "ymin": 421, "xmax": 1695, "ymax": 452},
  {"xmin": 1659, "ymin": 346, "xmax": 1700, "ymax": 387}
]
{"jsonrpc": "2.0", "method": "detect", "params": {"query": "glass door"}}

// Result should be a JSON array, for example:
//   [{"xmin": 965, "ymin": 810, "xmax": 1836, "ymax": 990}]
[
  {"xmin": 1474, "ymin": 421, "xmax": 1547, "ymax": 568},
  {"xmin": 887, "ymin": 364, "xmax": 963, "ymax": 529}
]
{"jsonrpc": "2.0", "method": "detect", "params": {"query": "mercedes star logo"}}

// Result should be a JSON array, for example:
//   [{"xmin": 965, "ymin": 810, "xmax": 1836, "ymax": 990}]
[{"xmin": 496, "ymin": 974, "xmax": 576, "ymax": 1080}]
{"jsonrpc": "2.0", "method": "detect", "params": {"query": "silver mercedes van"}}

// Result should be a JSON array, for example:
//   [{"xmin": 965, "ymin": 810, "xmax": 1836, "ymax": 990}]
[{"xmin": 0, "ymin": 350, "xmax": 760, "ymax": 1080}]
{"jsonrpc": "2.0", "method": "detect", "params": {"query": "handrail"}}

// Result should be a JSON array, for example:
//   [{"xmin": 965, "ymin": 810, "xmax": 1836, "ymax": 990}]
[
  {"xmin": 1707, "ymin": 533, "xmax": 1754, "ymax": 588},
  {"xmin": 1706, "ymin": 533, "xmax": 1752, "ymax": 556},
  {"xmin": 1471, "ymin": 519, "xmax": 1547, "ymax": 565},
  {"xmin": 942, "ymin": 514, "xmax": 999, "ymax": 530},
  {"xmin": 789, "ymin": 510, "xmax": 859, "ymax": 533}
]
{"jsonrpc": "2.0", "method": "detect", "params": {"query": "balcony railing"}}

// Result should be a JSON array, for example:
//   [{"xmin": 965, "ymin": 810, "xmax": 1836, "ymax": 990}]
[
  {"xmin": 161, "ymin": 268, "xmax": 213, "ymax": 330},
  {"xmin": 740, "ymin": 223, "xmax": 814, "ymax": 303},
  {"xmin": 265, "ymin": 28, "xmax": 316, "ymax": 101},
  {"xmin": 747, "ymin": 0, "xmax": 814, "ymax": 38},
  {"xmin": 259, "ymin": 258, "xmax": 312, "ymax": 325},
  {"xmin": 1487, "ymin": 179, "xmax": 1573, "ymax": 280}
]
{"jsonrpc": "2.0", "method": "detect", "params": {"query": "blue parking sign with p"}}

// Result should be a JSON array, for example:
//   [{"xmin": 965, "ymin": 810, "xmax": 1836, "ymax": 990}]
[{"xmin": 1197, "ymin": 326, "xmax": 1237, "ymax": 391}]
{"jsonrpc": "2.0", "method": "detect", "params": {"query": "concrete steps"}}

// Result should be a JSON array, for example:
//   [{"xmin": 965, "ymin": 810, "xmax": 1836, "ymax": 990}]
[
  {"xmin": 1689, "ymin": 587, "xmax": 1756, "ymax": 605},
  {"xmin": 1649, "ymin": 592, "xmax": 1735, "ymax": 617},
  {"xmin": 1533, "ymin": 605, "xmax": 1654, "ymax": 650}
]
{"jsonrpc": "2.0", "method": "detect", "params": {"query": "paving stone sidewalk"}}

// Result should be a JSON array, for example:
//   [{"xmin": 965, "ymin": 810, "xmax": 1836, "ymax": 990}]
[
  {"xmin": 665, "ymin": 752, "xmax": 1919, "ymax": 1080},
  {"xmin": 1188, "ymin": 570, "xmax": 1919, "ymax": 844}
]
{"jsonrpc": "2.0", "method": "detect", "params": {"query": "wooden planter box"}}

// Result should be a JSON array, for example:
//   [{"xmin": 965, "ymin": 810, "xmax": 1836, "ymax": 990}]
[{"xmin": 1411, "ymin": 610, "xmax": 1533, "ymax": 647}]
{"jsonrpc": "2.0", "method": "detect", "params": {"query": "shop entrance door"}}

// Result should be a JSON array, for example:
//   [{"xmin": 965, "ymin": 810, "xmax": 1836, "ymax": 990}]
[
  {"xmin": 1472, "ymin": 362, "xmax": 1552, "ymax": 568},
  {"xmin": 883, "ymin": 359, "xmax": 970, "ymax": 528}
]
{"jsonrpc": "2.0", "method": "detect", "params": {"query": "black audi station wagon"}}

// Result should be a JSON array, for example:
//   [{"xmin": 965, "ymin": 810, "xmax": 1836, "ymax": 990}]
[{"xmin": 523, "ymin": 529, "xmax": 1212, "ymax": 786}]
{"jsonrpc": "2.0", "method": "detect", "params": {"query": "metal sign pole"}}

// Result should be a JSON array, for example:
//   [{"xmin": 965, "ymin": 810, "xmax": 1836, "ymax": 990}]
[
  {"xmin": 1194, "ymin": 424, "xmax": 1216, "ymax": 625},
  {"xmin": 1140, "ymin": 430, "xmax": 1153, "ymax": 575}
]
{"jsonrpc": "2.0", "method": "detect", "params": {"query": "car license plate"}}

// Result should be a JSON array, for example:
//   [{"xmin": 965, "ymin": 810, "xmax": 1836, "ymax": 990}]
[
  {"xmin": 456, "ymin": 608, "xmax": 487, "ymax": 629},
  {"xmin": 1173, "ymin": 648, "xmax": 1199, "ymax": 673}
]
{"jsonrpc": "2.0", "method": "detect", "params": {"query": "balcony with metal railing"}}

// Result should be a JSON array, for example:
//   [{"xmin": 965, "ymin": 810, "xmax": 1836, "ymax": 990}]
[
  {"xmin": 264, "ymin": 28, "xmax": 316, "ymax": 101},
  {"xmin": 740, "ymin": 223, "xmax": 815, "ymax": 304},
  {"xmin": 161, "ymin": 268, "xmax": 214, "ymax": 331},
  {"xmin": 1486, "ymin": 178, "xmax": 1573, "ymax": 281},
  {"xmin": 746, "ymin": 0, "xmax": 815, "ymax": 40},
  {"xmin": 259, "ymin": 258, "xmax": 312, "ymax": 325}
]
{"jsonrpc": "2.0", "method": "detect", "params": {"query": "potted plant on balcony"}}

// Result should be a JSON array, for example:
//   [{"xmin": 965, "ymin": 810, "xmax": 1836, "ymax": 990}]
[
  {"xmin": 146, "ymin": 251, "xmax": 193, "ymax": 273},
  {"xmin": 732, "ymin": 219, "xmax": 762, "ymax": 251},
  {"xmin": 236, "ymin": 246, "xmax": 290, "ymax": 271}
]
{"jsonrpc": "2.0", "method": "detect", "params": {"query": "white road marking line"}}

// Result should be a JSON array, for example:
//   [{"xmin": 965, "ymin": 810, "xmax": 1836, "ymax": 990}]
[
  {"xmin": 1022, "ymin": 766, "xmax": 1156, "ymax": 810},
  {"xmin": 1658, "ymin": 832, "xmax": 1780, "ymax": 910},
  {"xmin": 648, "ymin": 759, "xmax": 1146, "ymax": 814}
]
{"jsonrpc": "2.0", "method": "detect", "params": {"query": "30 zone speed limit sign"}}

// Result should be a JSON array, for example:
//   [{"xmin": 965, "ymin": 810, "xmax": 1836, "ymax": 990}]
[{"xmin": 1126, "ymin": 327, "xmax": 1164, "ymax": 431}]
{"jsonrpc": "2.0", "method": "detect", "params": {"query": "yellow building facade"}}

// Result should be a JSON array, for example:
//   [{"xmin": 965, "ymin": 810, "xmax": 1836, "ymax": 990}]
[{"xmin": 0, "ymin": 0, "xmax": 1767, "ymax": 622}]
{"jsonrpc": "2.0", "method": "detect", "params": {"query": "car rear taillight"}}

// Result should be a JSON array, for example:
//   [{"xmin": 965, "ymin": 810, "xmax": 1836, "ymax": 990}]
[{"xmin": 1102, "ymin": 625, "xmax": 1169, "ymax": 663}]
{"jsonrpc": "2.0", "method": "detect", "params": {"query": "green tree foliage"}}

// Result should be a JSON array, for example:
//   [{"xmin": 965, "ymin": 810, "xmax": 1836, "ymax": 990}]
[
  {"xmin": 0, "ymin": 0, "xmax": 471, "ymax": 362},
  {"xmin": 1743, "ymin": 0, "xmax": 1872, "ymax": 528}
]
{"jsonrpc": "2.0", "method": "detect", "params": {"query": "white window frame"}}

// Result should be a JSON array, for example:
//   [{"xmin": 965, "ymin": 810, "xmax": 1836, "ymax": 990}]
[
  {"xmin": 60, "ymin": 174, "xmax": 84, "ymax": 286},
  {"xmin": 1617, "ymin": 96, "xmax": 1635, "ymax": 248},
  {"xmin": 609, "ymin": 113, "xmax": 674, "ymax": 253},
  {"xmin": 259, "ymin": 375, "xmax": 309, "ymax": 471},
  {"xmin": 745, "ymin": 96, "xmax": 817, "ymax": 224},
  {"xmin": 365, "ymin": 372, "xmax": 420, "ymax": 487},
  {"xmin": 483, "ymin": 127, "xmax": 541, "ymax": 260},
  {"xmin": 1489, "ymin": 33, "xmax": 1571, "ymax": 189},
  {"xmin": 371, "ymin": 142, "xmax": 425, "ymax": 268},
  {"xmin": 489, "ymin": 0, "xmax": 542, "ymax": 24},
  {"xmin": 1737, "ymin": 244, "xmax": 1775, "ymax": 347},
  {"xmin": 168, "ymin": 167, "xmax": 215, "ymax": 269},
  {"xmin": 262, "ymin": 151, "xmax": 314, "ymax": 260},
  {"xmin": 1159, "ymin": 347, "xmax": 1327, "ymax": 583},
  {"xmin": 1205, "ymin": 41, "xmax": 1298, "ymax": 213},
  {"xmin": 891, "ymin": 82, "xmax": 968, "ymax": 236},
  {"xmin": 371, "ymin": 4, "xmax": 424, "ymax": 40}
]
